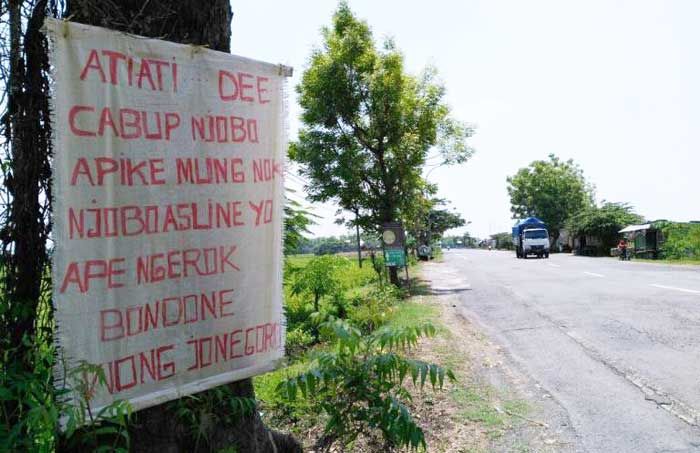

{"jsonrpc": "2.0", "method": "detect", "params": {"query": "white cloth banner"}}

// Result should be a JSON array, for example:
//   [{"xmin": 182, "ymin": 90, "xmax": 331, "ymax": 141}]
[{"xmin": 45, "ymin": 19, "xmax": 287, "ymax": 413}]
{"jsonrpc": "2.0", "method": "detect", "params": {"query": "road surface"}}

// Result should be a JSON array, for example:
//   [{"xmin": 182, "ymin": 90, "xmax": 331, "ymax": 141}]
[{"xmin": 426, "ymin": 249, "xmax": 700, "ymax": 452}]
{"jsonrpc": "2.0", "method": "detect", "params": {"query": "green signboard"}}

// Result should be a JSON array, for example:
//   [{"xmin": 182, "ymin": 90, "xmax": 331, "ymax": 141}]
[{"xmin": 384, "ymin": 248, "xmax": 406, "ymax": 267}]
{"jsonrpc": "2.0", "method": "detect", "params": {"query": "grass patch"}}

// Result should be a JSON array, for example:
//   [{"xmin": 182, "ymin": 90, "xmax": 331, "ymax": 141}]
[
  {"xmin": 502, "ymin": 399, "xmax": 530, "ymax": 417},
  {"xmin": 286, "ymin": 254, "xmax": 316, "ymax": 267},
  {"xmin": 386, "ymin": 300, "xmax": 440, "ymax": 330},
  {"xmin": 450, "ymin": 386, "xmax": 531, "ymax": 443},
  {"xmin": 634, "ymin": 258, "xmax": 700, "ymax": 265},
  {"xmin": 432, "ymin": 342, "xmax": 462, "ymax": 370},
  {"xmin": 451, "ymin": 387, "xmax": 504, "ymax": 427}
]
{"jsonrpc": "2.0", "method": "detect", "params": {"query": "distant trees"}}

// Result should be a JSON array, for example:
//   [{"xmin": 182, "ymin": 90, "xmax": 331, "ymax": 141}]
[
  {"xmin": 507, "ymin": 154, "xmax": 593, "ymax": 243},
  {"xmin": 291, "ymin": 2, "xmax": 474, "ymax": 284},
  {"xmin": 490, "ymin": 232, "xmax": 514, "ymax": 250},
  {"xmin": 442, "ymin": 234, "xmax": 477, "ymax": 248}
]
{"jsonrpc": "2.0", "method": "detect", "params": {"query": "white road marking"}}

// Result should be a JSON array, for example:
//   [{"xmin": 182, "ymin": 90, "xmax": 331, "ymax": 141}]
[
  {"xmin": 547, "ymin": 263, "xmax": 561, "ymax": 268},
  {"xmin": 583, "ymin": 272, "xmax": 605, "ymax": 278},
  {"xmin": 650, "ymin": 284, "xmax": 700, "ymax": 295}
]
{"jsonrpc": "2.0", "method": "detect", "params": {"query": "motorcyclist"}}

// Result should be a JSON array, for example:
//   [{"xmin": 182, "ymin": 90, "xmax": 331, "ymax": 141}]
[{"xmin": 617, "ymin": 238, "xmax": 628, "ymax": 260}]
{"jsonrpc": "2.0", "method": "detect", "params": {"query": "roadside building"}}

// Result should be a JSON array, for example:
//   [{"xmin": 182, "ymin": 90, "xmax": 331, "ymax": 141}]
[
  {"xmin": 618, "ymin": 223, "xmax": 663, "ymax": 259},
  {"xmin": 572, "ymin": 233, "xmax": 604, "ymax": 256}
]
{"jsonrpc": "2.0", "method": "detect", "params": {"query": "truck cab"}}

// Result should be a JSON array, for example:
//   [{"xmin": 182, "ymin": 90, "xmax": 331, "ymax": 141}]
[
  {"xmin": 521, "ymin": 228, "xmax": 550, "ymax": 258},
  {"xmin": 512, "ymin": 217, "xmax": 550, "ymax": 259}
]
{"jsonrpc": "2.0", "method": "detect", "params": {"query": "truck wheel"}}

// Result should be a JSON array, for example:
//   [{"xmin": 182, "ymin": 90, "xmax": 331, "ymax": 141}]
[
  {"xmin": 523, "ymin": 254, "xmax": 528, "ymax": 259},
  {"xmin": 545, "ymin": 252, "xmax": 550, "ymax": 258}
]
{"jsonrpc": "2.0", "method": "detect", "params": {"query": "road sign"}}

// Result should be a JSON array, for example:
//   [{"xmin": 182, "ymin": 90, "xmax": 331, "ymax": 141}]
[
  {"xmin": 384, "ymin": 248, "xmax": 407, "ymax": 267},
  {"xmin": 381, "ymin": 222, "xmax": 406, "ymax": 248},
  {"xmin": 382, "ymin": 222, "xmax": 407, "ymax": 268}
]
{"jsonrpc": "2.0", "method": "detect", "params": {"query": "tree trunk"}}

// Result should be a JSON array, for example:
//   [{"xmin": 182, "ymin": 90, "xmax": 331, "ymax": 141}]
[
  {"xmin": 550, "ymin": 229, "xmax": 561, "ymax": 250},
  {"xmin": 388, "ymin": 266, "xmax": 399, "ymax": 286},
  {"xmin": 3, "ymin": 0, "xmax": 53, "ymax": 365},
  {"xmin": 62, "ymin": 2, "xmax": 301, "ymax": 451},
  {"xmin": 355, "ymin": 221, "xmax": 363, "ymax": 268}
]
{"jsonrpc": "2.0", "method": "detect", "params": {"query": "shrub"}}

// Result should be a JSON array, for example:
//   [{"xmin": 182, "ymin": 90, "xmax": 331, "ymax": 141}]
[
  {"xmin": 290, "ymin": 255, "xmax": 351, "ymax": 313},
  {"xmin": 661, "ymin": 223, "xmax": 700, "ymax": 260},
  {"xmin": 278, "ymin": 318, "xmax": 455, "ymax": 451},
  {"xmin": 169, "ymin": 385, "xmax": 256, "ymax": 450},
  {"xmin": 1, "ymin": 342, "xmax": 132, "ymax": 452},
  {"xmin": 284, "ymin": 294, "xmax": 315, "ymax": 334},
  {"xmin": 285, "ymin": 328, "xmax": 315, "ymax": 357},
  {"xmin": 349, "ymin": 286, "xmax": 401, "ymax": 333}
]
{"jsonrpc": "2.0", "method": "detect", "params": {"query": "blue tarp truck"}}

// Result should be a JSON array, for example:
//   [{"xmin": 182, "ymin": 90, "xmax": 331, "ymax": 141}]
[{"xmin": 512, "ymin": 217, "xmax": 550, "ymax": 259}]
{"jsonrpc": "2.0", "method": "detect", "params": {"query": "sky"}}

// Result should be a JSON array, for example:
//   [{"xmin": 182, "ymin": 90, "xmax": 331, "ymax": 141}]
[{"xmin": 231, "ymin": 0, "xmax": 700, "ymax": 239}]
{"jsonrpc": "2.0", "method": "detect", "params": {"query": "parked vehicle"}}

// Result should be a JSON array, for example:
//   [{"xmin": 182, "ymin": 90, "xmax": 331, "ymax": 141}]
[
  {"xmin": 417, "ymin": 244, "xmax": 433, "ymax": 261},
  {"xmin": 512, "ymin": 217, "xmax": 550, "ymax": 259}
]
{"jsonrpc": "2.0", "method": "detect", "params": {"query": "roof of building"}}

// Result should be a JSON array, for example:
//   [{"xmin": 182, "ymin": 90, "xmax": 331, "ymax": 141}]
[{"xmin": 619, "ymin": 224, "xmax": 651, "ymax": 233}]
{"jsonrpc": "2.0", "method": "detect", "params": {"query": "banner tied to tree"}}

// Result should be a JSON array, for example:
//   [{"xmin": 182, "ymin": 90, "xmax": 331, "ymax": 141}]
[{"xmin": 45, "ymin": 19, "xmax": 288, "ymax": 413}]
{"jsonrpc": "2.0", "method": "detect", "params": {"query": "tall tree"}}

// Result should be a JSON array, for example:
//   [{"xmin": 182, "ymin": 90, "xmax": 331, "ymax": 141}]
[
  {"xmin": 291, "ymin": 3, "xmax": 474, "ymax": 284},
  {"xmin": 1, "ymin": 1, "xmax": 57, "ymax": 445},
  {"xmin": 404, "ymin": 194, "xmax": 465, "ymax": 247},
  {"xmin": 507, "ymin": 154, "xmax": 593, "ymax": 243},
  {"xmin": 423, "ymin": 208, "xmax": 465, "ymax": 244}
]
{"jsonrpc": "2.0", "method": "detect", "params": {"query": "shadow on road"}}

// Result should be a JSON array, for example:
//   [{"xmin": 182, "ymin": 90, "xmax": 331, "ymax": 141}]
[
  {"xmin": 407, "ymin": 277, "xmax": 472, "ymax": 296},
  {"xmin": 429, "ymin": 287, "xmax": 472, "ymax": 295}
]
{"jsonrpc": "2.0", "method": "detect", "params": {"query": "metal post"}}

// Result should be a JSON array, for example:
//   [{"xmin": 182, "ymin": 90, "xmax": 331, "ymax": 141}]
[{"xmin": 404, "ymin": 264, "xmax": 410, "ymax": 289}]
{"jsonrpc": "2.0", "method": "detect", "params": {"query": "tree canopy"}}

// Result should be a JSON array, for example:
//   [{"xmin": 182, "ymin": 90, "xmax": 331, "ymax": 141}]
[
  {"xmin": 407, "ymin": 206, "xmax": 465, "ymax": 246},
  {"xmin": 566, "ymin": 202, "xmax": 643, "ymax": 248},
  {"xmin": 507, "ymin": 154, "xmax": 593, "ymax": 240},
  {"xmin": 291, "ymin": 2, "xmax": 474, "ymax": 233},
  {"xmin": 284, "ymin": 198, "xmax": 315, "ymax": 256}
]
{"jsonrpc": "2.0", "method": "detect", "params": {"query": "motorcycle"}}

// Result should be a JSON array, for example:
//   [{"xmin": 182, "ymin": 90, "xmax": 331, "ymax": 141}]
[{"xmin": 618, "ymin": 247, "xmax": 631, "ymax": 261}]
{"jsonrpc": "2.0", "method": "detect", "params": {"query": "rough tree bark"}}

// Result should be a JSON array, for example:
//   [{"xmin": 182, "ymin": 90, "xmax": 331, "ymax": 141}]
[
  {"xmin": 61, "ymin": 1, "xmax": 301, "ymax": 451},
  {"xmin": 2, "ymin": 0, "xmax": 54, "ymax": 360}
]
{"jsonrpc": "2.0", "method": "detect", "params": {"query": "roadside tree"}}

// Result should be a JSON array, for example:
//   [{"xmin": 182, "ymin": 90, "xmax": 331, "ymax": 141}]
[
  {"xmin": 406, "ymin": 206, "xmax": 465, "ymax": 250},
  {"xmin": 291, "ymin": 3, "xmax": 474, "ymax": 284},
  {"xmin": 507, "ymin": 154, "xmax": 593, "ymax": 244},
  {"xmin": 566, "ymin": 202, "xmax": 643, "ymax": 253}
]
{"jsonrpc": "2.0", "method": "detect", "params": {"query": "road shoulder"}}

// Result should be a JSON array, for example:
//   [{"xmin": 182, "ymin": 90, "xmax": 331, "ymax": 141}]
[{"xmin": 406, "ymin": 263, "xmax": 580, "ymax": 452}]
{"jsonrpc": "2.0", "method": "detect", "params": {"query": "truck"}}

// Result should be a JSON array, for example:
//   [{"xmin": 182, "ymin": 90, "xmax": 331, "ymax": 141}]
[{"xmin": 512, "ymin": 217, "xmax": 550, "ymax": 259}]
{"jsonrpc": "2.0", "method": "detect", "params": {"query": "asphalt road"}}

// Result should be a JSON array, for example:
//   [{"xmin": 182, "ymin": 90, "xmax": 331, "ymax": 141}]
[{"xmin": 430, "ymin": 249, "xmax": 700, "ymax": 453}]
